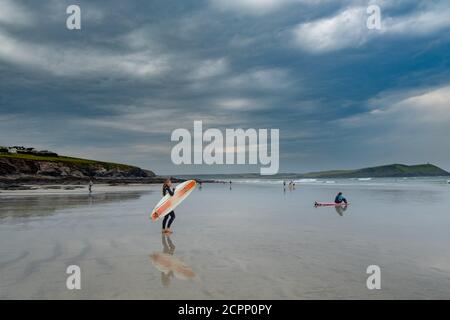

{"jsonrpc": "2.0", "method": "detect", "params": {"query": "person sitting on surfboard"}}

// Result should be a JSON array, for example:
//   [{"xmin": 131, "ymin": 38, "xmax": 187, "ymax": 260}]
[
  {"xmin": 162, "ymin": 178, "xmax": 176, "ymax": 234},
  {"xmin": 334, "ymin": 192, "xmax": 348, "ymax": 204}
]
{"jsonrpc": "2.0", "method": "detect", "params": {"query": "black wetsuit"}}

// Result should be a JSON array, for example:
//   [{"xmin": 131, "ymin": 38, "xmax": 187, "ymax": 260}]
[{"xmin": 162, "ymin": 185, "xmax": 176, "ymax": 229}]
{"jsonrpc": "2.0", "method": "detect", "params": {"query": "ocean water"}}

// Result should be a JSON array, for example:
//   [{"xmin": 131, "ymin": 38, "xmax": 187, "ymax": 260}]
[{"xmin": 1, "ymin": 180, "xmax": 450, "ymax": 299}]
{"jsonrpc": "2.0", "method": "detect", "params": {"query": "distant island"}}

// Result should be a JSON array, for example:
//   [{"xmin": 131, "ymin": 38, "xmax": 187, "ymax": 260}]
[
  {"xmin": 180, "ymin": 163, "xmax": 450, "ymax": 180},
  {"xmin": 298, "ymin": 163, "xmax": 449, "ymax": 178}
]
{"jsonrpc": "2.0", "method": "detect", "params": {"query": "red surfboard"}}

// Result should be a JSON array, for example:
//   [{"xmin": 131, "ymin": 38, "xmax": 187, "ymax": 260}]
[{"xmin": 314, "ymin": 202, "xmax": 349, "ymax": 207}]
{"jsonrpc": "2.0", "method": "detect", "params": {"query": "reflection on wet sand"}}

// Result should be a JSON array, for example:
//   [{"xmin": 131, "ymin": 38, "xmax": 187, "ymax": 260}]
[
  {"xmin": 0, "ymin": 192, "xmax": 144, "ymax": 219},
  {"xmin": 314, "ymin": 204, "xmax": 349, "ymax": 216},
  {"xmin": 150, "ymin": 235, "xmax": 195, "ymax": 287},
  {"xmin": 334, "ymin": 205, "xmax": 348, "ymax": 216},
  {"xmin": 2, "ymin": 182, "xmax": 450, "ymax": 299}
]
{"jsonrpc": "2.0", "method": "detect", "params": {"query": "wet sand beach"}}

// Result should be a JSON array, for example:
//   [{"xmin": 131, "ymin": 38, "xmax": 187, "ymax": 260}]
[{"xmin": 1, "ymin": 181, "xmax": 450, "ymax": 299}]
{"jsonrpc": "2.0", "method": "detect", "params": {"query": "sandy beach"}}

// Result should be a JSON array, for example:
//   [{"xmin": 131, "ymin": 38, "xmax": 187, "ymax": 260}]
[
  {"xmin": 0, "ymin": 183, "xmax": 157, "ymax": 196},
  {"xmin": 1, "ymin": 181, "xmax": 450, "ymax": 299}
]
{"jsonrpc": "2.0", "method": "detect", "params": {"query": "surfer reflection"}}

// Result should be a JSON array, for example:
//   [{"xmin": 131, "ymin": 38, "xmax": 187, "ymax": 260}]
[
  {"xmin": 334, "ymin": 204, "xmax": 348, "ymax": 216},
  {"xmin": 161, "ymin": 234, "xmax": 175, "ymax": 286},
  {"xmin": 162, "ymin": 233, "xmax": 176, "ymax": 254},
  {"xmin": 150, "ymin": 235, "xmax": 195, "ymax": 287}
]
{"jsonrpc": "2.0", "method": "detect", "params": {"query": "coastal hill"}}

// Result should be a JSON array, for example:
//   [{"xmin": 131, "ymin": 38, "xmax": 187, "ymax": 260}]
[
  {"xmin": 1, "ymin": 144, "xmax": 449, "ymax": 185},
  {"xmin": 182, "ymin": 163, "xmax": 450, "ymax": 180},
  {"xmin": 300, "ymin": 163, "xmax": 450, "ymax": 178},
  {"xmin": 0, "ymin": 147, "xmax": 158, "ymax": 184}
]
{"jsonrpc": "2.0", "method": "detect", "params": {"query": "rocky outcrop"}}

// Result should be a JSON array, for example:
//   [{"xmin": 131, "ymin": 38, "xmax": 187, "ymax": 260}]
[{"xmin": 0, "ymin": 157, "xmax": 156, "ymax": 183}]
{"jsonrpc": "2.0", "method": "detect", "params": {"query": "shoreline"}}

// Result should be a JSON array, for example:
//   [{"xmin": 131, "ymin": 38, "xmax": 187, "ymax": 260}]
[
  {"xmin": 1, "ymin": 177, "xmax": 447, "ymax": 196},
  {"xmin": 0, "ymin": 177, "xmax": 217, "ymax": 190},
  {"xmin": 0, "ymin": 183, "xmax": 161, "ymax": 196}
]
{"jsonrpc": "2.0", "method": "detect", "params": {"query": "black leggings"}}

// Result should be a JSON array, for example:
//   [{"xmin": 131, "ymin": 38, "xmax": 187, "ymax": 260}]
[{"xmin": 162, "ymin": 211, "xmax": 175, "ymax": 229}]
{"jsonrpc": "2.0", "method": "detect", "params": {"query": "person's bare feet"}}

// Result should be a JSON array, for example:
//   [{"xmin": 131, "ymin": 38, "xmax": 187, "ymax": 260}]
[
  {"xmin": 166, "ymin": 228, "xmax": 173, "ymax": 234},
  {"xmin": 162, "ymin": 229, "xmax": 169, "ymax": 234}
]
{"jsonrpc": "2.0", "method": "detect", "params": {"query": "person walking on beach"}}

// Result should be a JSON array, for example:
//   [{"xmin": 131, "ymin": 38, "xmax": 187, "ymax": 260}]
[
  {"xmin": 289, "ymin": 180, "xmax": 295, "ymax": 190},
  {"xmin": 334, "ymin": 192, "xmax": 348, "ymax": 205},
  {"xmin": 162, "ymin": 178, "xmax": 176, "ymax": 234},
  {"xmin": 88, "ymin": 179, "xmax": 93, "ymax": 194}
]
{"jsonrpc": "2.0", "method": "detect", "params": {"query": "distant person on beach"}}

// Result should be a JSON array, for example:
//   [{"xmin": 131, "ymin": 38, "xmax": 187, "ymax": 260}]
[
  {"xmin": 162, "ymin": 178, "xmax": 176, "ymax": 234},
  {"xmin": 289, "ymin": 180, "xmax": 295, "ymax": 190},
  {"xmin": 334, "ymin": 192, "xmax": 348, "ymax": 204},
  {"xmin": 88, "ymin": 179, "xmax": 93, "ymax": 194}
]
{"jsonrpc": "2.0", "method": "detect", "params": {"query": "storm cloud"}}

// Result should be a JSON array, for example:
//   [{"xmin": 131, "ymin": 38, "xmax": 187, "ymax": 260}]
[{"xmin": 0, "ymin": 0, "xmax": 449, "ymax": 174}]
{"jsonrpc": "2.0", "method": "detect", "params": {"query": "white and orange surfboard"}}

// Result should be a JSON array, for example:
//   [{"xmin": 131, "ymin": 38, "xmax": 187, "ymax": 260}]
[{"xmin": 150, "ymin": 180, "xmax": 197, "ymax": 221}]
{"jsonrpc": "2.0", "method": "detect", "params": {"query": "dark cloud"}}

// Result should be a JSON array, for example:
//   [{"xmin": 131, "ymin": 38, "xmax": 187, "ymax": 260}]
[{"xmin": 1, "ymin": 0, "xmax": 449, "ymax": 173}]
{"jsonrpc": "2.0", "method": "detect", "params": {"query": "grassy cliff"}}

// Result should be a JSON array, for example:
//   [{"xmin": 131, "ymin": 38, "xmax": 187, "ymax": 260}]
[
  {"xmin": 0, "ymin": 152, "xmax": 156, "ymax": 183},
  {"xmin": 0, "ymin": 153, "xmax": 138, "ymax": 171}
]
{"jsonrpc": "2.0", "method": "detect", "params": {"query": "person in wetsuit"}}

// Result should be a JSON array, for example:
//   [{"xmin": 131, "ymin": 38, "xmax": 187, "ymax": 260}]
[
  {"xmin": 162, "ymin": 178, "xmax": 176, "ymax": 234},
  {"xmin": 334, "ymin": 192, "xmax": 348, "ymax": 204}
]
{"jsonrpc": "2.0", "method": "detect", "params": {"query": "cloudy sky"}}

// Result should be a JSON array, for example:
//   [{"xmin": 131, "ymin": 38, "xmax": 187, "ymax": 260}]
[{"xmin": 1, "ymin": 0, "xmax": 449, "ymax": 174}]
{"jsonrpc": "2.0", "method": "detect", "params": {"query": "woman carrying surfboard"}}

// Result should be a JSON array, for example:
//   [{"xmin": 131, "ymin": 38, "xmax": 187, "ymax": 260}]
[
  {"xmin": 150, "ymin": 179, "xmax": 196, "ymax": 230},
  {"xmin": 162, "ymin": 178, "xmax": 176, "ymax": 234}
]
